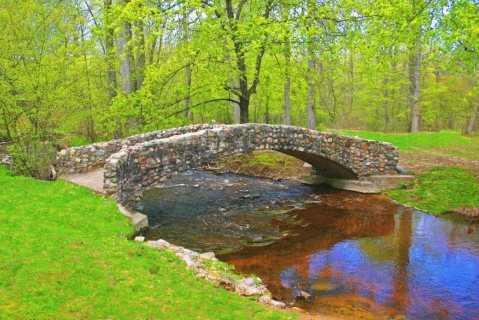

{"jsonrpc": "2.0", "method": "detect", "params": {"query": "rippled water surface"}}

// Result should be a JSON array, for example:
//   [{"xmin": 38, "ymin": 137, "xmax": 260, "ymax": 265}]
[{"xmin": 135, "ymin": 170, "xmax": 479, "ymax": 320}]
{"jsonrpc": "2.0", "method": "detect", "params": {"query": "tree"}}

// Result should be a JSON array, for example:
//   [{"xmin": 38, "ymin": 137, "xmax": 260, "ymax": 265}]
[
  {"xmin": 216, "ymin": 0, "xmax": 275, "ymax": 123},
  {"xmin": 0, "ymin": 0, "xmax": 106, "ymax": 177},
  {"xmin": 446, "ymin": 0, "xmax": 479, "ymax": 135}
]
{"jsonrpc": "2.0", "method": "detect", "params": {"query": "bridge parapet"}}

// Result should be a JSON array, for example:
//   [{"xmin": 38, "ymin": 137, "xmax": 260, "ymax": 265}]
[
  {"xmin": 99, "ymin": 124, "xmax": 402, "ymax": 208},
  {"xmin": 56, "ymin": 124, "xmax": 221, "ymax": 174}
]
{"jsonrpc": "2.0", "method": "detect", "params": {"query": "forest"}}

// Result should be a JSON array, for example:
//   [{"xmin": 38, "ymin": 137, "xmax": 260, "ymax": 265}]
[{"xmin": 1, "ymin": 0, "xmax": 478, "ymax": 177}]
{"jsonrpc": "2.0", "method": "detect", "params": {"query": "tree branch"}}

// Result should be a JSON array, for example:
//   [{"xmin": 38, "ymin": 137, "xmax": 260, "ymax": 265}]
[{"xmin": 165, "ymin": 98, "xmax": 239, "ymax": 119}]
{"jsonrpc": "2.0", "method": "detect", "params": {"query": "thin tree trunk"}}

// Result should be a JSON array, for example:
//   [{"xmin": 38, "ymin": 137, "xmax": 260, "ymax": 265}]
[
  {"xmin": 135, "ymin": 20, "xmax": 145, "ymax": 91},
  {"xmin": 349, "ymin": 52, "xmax": 354, "ymax": 113},
  {"xmin": 306, "ymin": 0, "xmax": 316, "ymax": 130},
  {"xmin": 265, "ymin": 94, "xmax": 270, "ymax": 124},
  {"xmin": 224, "ymin": 36, "xmax": 240, "ymax": 124},
  {"xmin": 306, "ymin": 57, "xmax": 316, "ymax": 130},
  {"xmin": 284, "ymin": 39, "xmax": 291, "ymax": 125},
  {"xmin": 284, "ymin": 77, "xmax": 291, "ymax": 125},
  {"xmin": 104, "ymin": 0, "xmax": 117, "ymax": 102},
  {"xmin": 182, "ymin": 12, "xmax": 193, "ymax": 121},
  {"xmin": 118, "ymin": 0, "xmax": 132, "ymax": 95},
  {"xmin": 410, "ymin": 29, "xmax": 421, "ymax": 133},
  {"xmin": 383, "ymin": 77, "xmax": 389, "ymax": 130},
  {"xmin": 185, "ymin": 63, "xmax": 193, "ymax": 121}
]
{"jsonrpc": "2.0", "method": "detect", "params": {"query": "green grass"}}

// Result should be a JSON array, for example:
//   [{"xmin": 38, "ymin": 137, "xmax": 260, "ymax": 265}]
[
  {"xmin": 333, "ymin": 130, "xmax": 479, "ymax": 160},
  {"xmin": 0, "ymin": 167, "xmax": 293, "ymax": 320},
  {"xmin": 387, "ymin": 167, "xmax": 479, "ymax": 214}
]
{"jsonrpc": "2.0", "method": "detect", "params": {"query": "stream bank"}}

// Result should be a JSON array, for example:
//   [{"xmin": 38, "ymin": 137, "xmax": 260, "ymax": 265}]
[
  {"xmin": 209, "ymin": 150, "xmax": 479, "ymax": 220},
  {"xmin": 134, "ymin": 169, "xmax": 479, "ymax": 320}
]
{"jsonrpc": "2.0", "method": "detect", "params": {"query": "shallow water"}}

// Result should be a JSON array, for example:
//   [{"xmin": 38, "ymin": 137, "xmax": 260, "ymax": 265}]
[{"xmin": 135, "ymin": 170, "xmax": 479, "ymax": 320}]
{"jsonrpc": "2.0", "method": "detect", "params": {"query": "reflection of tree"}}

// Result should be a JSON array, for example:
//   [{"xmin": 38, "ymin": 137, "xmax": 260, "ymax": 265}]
[
  {"xmin": 357, "ymin": 210, "xmax": 413, "ymax": 311},
  {"xmin": 394, "ymin": 210, "xmax": 413, "ymax": 311},
  {"xmin": 220, "ymin": 198, "xmax": 397, "ymax": 300}
]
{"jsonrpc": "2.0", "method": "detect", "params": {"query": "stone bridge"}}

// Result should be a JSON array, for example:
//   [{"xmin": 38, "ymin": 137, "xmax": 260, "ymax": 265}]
[{"xmin": 57, "ymin": 124, "xmax": 414, "ymax": 209}]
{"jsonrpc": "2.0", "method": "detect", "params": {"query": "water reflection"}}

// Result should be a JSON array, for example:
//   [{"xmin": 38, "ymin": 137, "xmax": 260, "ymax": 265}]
[{"xmin": 136, "ymin": 171, "xmax": 479, "ymax": 320}]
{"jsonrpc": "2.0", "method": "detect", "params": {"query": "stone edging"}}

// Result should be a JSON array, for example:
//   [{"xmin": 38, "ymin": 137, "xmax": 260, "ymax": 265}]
[{"xmin": 136, "ymin": 238, "xmax": 286, "ymax": 309}]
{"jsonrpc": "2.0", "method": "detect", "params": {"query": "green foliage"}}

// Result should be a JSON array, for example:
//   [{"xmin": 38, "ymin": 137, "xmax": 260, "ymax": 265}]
[
  {"xmin": 2, "ymin": 0, "xmax": 479, "ymax": 175},
  {"xmin": 0, "ymin": 167, "xmax": 294, "ymax": 319},
  {"xmin": 387, "ymin": 167, "xmax": 479, "ymax": 214}
]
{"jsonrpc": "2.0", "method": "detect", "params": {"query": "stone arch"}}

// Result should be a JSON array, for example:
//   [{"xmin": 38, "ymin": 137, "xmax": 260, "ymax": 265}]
[{"xmin": 101, "ymin": 124, "xmax": 403, "ymax": 208}]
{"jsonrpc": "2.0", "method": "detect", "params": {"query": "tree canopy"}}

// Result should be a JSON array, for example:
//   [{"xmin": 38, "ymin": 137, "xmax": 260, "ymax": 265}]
[{"xmin": 1, "ymin": 0, "xmax": 478, "ymax": 176}]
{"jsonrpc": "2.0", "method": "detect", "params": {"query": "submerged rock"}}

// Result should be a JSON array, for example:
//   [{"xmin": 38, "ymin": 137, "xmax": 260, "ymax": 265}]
[{"xmin": 293, "ymin": 290, "xmax": 312, "ymax": 300}]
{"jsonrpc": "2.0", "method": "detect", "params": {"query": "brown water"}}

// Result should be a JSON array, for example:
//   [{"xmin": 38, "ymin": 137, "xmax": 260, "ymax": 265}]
[{"xmin": 136, "ymin": 170, "xmax": 479, "ymax": 320}]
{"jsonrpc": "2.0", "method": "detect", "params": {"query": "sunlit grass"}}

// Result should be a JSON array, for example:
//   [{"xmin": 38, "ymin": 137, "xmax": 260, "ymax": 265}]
[
  {"xmin": 333, "ymin": 130, "xmax": 479, "ymax": 160},
  {"xmin": 0, "ymin": 167, "xmax": 293, "ymax": 320},
  {"xmin": 387, "ymin": 166, "xmax": 479, "ymax": 214}
]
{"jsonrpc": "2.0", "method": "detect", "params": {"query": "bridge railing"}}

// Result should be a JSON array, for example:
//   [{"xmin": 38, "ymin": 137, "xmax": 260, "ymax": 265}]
[{"xmin": 56, "ymin": 124, "xmax": 221, "ymax": 174}]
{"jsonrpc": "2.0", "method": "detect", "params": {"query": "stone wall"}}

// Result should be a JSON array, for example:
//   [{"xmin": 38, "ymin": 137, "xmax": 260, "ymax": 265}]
[
  {"xmin": 56, "ymin": 124, "xmax": 221, "ymax": 174},
  {"xmin": 100, "ymin": 124, "xmax": 399, "ymax": 208}
]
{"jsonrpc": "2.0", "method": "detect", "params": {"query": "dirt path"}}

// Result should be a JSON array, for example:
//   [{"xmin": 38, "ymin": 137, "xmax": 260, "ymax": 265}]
[{"xmin": 400, "ymin": 151, "xmax": 479, "ymax": 175}]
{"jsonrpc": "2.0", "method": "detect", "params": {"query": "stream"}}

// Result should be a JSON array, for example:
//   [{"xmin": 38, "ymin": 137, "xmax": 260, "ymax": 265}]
[{"xmin": 135, "ymin": 170, "xmax": 479, "ymax": 320}]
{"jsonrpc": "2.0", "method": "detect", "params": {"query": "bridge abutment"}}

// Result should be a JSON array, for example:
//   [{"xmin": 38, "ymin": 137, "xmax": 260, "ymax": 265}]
[{"xmin": 301, "ymin": 163, "xmax": 415, "ymax": 192}]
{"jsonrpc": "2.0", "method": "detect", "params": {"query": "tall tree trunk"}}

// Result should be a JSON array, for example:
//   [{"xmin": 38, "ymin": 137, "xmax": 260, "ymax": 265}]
[
  {"xmin": 349, "ymin": 52, "xmax": 354, "ymax": 113},
  {"xmin": 224, "ymin": 36, "xmax": 240, "ymax": 124},
  {"xmin": 306, "ymin": 0, "xmax": 316, "ymax": 130},
  {"xmin": 104, "ymin": 0, "xmax": 117, "ymax": 102},
  {"xmin": 118, "ymin": 0, "xmax": 132, "ymax": 95},
  {"xmin": 383, "ymin": 77, "xmax": 389, "ymax": 130},
  {"xmin": 182, "ymin": 12, "xmax": 193, "ymax": 121},
  {"xmin": 135, "ymin": 20, "xmax": 145, "ymax": 92},
  {"xmin": 409, "ymin": 29, "xmax": 421, "ymax": 133},
  {"xmin": 284, "ymin": 39, "xmax": 291, "ymax": 125},
  {"xmin": 306, "ymin": 56, "xmax": 316, "ymax": 130}
]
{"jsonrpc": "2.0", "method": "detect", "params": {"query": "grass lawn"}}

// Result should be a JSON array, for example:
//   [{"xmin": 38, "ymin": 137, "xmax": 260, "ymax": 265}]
[
  {"xmin": 0, "ymin": 167, "xmax": 293, "ymax": 320},
  {"xmin": 335, "ymin": 130, "xmax": 479, "ymax": 160}
]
